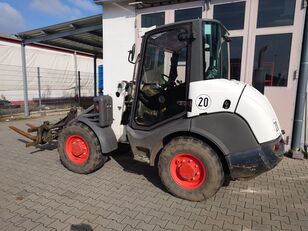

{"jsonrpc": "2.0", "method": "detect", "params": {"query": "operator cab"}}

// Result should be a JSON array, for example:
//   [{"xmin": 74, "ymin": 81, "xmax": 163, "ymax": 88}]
[{"xmin": 130, "ymin": 19, "xmax": 230, "ymax": 129}]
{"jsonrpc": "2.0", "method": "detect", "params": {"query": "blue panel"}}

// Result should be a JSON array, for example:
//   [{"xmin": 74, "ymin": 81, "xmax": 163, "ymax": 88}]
[{"xmin": 98, "ymin": 65, "xmax": 103, "ymax": 96}]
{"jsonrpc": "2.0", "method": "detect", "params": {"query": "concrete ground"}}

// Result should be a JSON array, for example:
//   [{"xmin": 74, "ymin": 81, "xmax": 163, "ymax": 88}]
[{"xmin": 0, "ymin": 115, "xmax": 307, "ymax": 231}]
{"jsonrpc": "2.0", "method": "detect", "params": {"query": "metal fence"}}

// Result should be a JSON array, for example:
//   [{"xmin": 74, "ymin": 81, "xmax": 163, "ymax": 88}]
[{"xmin": 0, "ymin": 64, "xmax": 95, "ymax": 116}]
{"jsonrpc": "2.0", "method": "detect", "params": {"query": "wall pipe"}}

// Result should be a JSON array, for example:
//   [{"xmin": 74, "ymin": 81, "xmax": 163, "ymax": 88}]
[{"xmin": 291, "ymin": 6, "xmax": 308, "ymax": 153}]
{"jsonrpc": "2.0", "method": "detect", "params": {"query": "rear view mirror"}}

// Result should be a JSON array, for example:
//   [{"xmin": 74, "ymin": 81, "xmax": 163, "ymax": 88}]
[{"xmin": 128, "ymin": 44, "xmax": 136, "ymax": 64}]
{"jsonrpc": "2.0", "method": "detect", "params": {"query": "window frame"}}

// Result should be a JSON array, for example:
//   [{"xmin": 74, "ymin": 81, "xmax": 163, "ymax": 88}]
[
  {"xmin": 174, "ymin": 7, "xmax": 203, "ymax": 22},
  {"xmin": 229, "ymin": 36, "xmax": 243, "ymax": 81},
  {"xmin": 141, "ymin": 12, "xmax": 165, "ymax": 28},
  {"xmin": 213, "ymin": 1, "xmax": 246, "ymax": 31},
  {"xmin": 252, "ymin": 33, "xmax": 293, "ymax": 88},
  {"xmin": 256, "ymin": 0, "xmax": 296, "ymax": 28}
]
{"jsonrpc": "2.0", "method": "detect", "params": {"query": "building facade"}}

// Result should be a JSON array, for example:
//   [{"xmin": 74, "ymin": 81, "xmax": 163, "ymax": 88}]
[{"xmin": 99, "ymin": 0, "xmax": 306, "ymax": 146}]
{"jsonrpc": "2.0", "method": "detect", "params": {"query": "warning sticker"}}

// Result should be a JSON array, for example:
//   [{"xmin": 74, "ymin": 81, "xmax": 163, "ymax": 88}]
[{"xmin": 196, "ymin": 94, "xmax": 211, "ymax": 110}]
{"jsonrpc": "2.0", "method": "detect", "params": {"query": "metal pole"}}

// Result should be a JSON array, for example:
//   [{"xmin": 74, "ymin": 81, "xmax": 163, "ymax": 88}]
[
  {"xmin": 74, "ymin": 51, "xmax": 78, "ymax": 97},
  {"xmin": 291, "ymin": 8, "xmax": 308, "ymax": 157},
  {"xmin": 94, "ymin": 55, "xmax": 97, "ymax": 97},
  {"xmin": 21, "ymin": 43, "xmax": 29, "ymax": 116},
  {"xmin": 37, "ymin": 67, "xmax": 42, "ymax": 111},
  {"xmin": 78, "ymin": 71, "xmax": 81, "ymax": 105}
]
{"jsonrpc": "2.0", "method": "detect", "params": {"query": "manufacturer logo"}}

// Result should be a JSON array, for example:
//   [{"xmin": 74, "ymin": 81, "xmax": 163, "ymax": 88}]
[
  {"xmin": 196, "ymin": 94, "xmax": 211, "ymax": 110},
  {"xmin": 273, "ymin": 120, "xmax": 279, "ymax": 132}
]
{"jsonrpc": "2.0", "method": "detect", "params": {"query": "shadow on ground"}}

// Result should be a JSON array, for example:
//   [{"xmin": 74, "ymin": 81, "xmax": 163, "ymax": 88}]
[
  {"xmin": 71, "ymin": 223, "xmax": 93, "ymax": 231},
  {"xmin": 110, "ymin": 144, "xmax": 167, "ymax": 192},
  {"xmin": 16, "ymin": 139, "xmax": 58, "ymax": 154}
]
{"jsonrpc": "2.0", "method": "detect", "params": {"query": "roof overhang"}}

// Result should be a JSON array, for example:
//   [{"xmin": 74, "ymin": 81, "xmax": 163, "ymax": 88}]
[
  {"xmin": 17, "ymin": 14, "xmax": 103, "ymax": 58},
  {"xmin": 95, "ymin": 0, "xmax": 208, "ymax": 9}
]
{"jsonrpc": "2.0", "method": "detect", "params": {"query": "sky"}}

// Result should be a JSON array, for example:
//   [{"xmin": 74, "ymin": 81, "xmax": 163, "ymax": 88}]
[{"xmin": 0, "ymin": 0, "xmax": 102, "ymax": 34}]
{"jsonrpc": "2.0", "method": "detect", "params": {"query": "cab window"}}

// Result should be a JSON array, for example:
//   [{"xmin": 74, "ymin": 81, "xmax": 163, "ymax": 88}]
[{"xmin": 203, "ymin": 22, "xmax": 229, "ymax": 80}]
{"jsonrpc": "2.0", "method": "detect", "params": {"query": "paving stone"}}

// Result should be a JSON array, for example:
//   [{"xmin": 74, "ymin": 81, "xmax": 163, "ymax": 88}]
[
  {"xmin": 0, "ymin": 208, "xmax": 16, "ymax": 220},
  {"xmin": 194, "ymin": 221, "xmax": 213, "ymax": 230},
  {"xmin": 177, "ymin": 217, "xmax": 196, "ymax": 229},
  {"xmin": 2, "ymin": 222, "xmax": 27, "ymax": 231},
  {"xmin": 136, "ymin": 220, "xmax": 156, "ymax": 231},
  {"xmin": 8, "ymin": 214, "xmax": 29, "ymax": 226},
  {"xmin": 205, "ymin": 217, "xmax": 224, "ymax": 228},
  {"xmin": 107, "ymin": 211, "xmax": 126, "ymax": 222},
  {"xmin": 48, "ymin": 219, "xmax": 69, "ymax": 231},
  {"xmin": 122, "ymin": 216, "xmax": 140, "ymax": 228},
  {"xmin": 106, "ymin": 220, "xmax": 127, "ymax": 230},
  {"xmin": 93, "ymin": 216, "xmax": 111, "ymax": 227},
  {"xmin": 52, "ymin": 211, "xmax": 71, "ymax": 222},
  {"xmin": 35, "ymin": 214, "xmax": 56, "ymax": 226},
  {"xmin": 18, "ymin": 219, "xmax": 40, "ymax": 230},
  {"xmin": 31, "ymin": 224, "xmax": 56, "ymax": 231}
]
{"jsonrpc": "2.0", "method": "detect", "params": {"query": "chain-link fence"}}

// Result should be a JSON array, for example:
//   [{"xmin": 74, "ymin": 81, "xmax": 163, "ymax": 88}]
[{"xmin": 0, "ymin": 64, "xmax": 95, "ymax": 116}]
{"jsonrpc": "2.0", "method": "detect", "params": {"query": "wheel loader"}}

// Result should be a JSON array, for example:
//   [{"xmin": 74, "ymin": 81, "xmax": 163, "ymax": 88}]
[{"xmin": 11, "ymin": 19, "xmax": 285, "ymax": 201}]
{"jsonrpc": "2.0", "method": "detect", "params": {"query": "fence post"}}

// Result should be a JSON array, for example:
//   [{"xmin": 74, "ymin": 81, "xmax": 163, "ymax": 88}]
[
  {"xmin": 21, "ymin": 43, "xmax": 29, "ymax": 116},
  {"xmin": 78, "ymin": 71, "xmax": 81, "ymax": 105},
  {"xmin": 37, "ymin": 67, "xmax": 42, "ymax": 111}
]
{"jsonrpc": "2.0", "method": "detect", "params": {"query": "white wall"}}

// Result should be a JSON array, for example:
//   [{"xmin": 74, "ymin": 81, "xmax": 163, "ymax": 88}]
[{"xmin": 103, "ymin": 2, "xmax": 135, "ymax": 139}]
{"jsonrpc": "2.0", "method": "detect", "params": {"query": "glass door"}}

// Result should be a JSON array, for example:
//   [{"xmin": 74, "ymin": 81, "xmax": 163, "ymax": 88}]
[
  {"xmin": 209, "ymin": 0, "xmax": 305, "ymax": 145},
  {"xmin": 245, "ymin": 0, "xmax": 305, "ymax": 144}
]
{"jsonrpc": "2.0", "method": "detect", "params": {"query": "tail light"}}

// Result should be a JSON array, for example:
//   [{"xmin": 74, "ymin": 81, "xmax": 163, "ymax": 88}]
[{"xmin": 272, "ymin": 143, "xmax": 280, "ymax": 152}]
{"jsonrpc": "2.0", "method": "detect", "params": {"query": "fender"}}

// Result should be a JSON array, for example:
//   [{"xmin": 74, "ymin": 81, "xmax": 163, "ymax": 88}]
[
  {"xmin": 73, "ymin": 116, "xmax": 118, "ymax": 153},
  {"xmin": 190, "ymin": 113, "xmax": 259, "ymax": 155}
]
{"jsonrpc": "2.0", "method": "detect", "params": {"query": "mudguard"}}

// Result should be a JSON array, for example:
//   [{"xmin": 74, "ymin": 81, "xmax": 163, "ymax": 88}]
[{"xmin": 73, "ymin": 116, "xmax": 118, "ymax": 153}]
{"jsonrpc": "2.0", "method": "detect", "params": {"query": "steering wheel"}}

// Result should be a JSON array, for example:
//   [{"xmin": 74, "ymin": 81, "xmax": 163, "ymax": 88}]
[
  {"xmin": 161, "ymin": 73, "xmax": 170, "ymax": 83},
  {"xmin": 161, "ymin": 74, "xmax": 176, "ymax": 89}
]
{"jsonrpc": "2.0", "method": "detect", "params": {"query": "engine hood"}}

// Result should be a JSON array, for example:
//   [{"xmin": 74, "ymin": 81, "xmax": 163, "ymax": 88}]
[
  {"xmin": 235, "ymin": 84, "xmax": 282, "ymax": 144},
  {"xmin": 188, "ymin": 79, "xmax": 245, "ymax": 117}
]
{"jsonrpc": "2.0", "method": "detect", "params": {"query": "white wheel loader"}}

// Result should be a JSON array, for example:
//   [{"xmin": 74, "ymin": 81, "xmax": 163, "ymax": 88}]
[{"xmin": 11, "ymin": 19, "xmax": 284, "ymax": 201}]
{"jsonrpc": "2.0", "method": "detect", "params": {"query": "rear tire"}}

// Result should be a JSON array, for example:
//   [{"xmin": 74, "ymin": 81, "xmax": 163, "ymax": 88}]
[
  {"xmin": 158, "ymin": 136, "xmax": 224, "ymax": 201},
  {"xmin": 58, "ymin": 123, "xmax": 107, "ymax": 174}
]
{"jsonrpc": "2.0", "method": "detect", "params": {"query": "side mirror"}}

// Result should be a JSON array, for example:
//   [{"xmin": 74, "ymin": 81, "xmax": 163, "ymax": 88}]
[
  {"xmin": 128, "ymin": 44, "xmax": 136, "ymax": 64},
  {"xmin": 223, "ymin": 34, "xmax": 232, "ymax": 42}
]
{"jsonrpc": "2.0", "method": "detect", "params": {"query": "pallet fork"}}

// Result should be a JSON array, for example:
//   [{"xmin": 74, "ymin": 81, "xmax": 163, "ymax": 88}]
[{"xmin": 9, "ymin": 108, "xmax": 77, "ymax": 147}]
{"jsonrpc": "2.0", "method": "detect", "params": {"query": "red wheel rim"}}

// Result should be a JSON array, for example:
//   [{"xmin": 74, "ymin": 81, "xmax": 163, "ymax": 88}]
[
  {"xmin": 170, "ymin": 153, "xmax": 206, "ymax": 189},
  {"xmin": 65, "ymin": 135, "xmax": 89, "ymax": 165}
]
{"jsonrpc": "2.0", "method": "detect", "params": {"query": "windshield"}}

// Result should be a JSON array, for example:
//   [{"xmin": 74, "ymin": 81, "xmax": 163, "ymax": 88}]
[{"xmin": 203, "ymin": 22, "xmax": 229, "ymax": 80}]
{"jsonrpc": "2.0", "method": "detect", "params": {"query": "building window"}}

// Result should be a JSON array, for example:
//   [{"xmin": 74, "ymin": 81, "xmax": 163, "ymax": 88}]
[
  {"xmin": 230, "ymin": 37, "xmax": 243, "ymax": 81},
  {"xmin": 175, "ymin": 7, "xmax": 202, "ymax": 22},
  {"xmin": 252, "ymin": 33, "xmax": 292, "ymax": 88},
  {"xmin": 257, "ymin": 0, "xmax": 296, "ymax": 28},
  {"xmin": 213, "ymin": 2, "xmax": 245, "ymax": 30},
  {"xmin": 141, "ymin": 12, "xmax": 165, "ymax": 28}
]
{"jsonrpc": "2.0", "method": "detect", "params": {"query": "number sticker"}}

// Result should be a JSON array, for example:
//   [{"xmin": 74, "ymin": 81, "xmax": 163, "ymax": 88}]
[{"xmin": 196, "ymin": 95, "xmax": 211, "ymax": 110}]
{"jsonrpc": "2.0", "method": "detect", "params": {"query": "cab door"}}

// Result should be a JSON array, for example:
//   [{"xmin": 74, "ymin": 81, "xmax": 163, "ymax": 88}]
[
  {"xmin": 127, "ymin": 23, "xmax": 193, "ymax": 159},
  {"xmin": 131, "ymin": 24, "xmax": 192, "ymax": 130}
]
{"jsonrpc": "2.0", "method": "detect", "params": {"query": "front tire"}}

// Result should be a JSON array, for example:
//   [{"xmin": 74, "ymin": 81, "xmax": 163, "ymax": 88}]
[
  {"xmin": 58, "ymin": 123, "xmax": 107, "ymax": 174},
  {"xmin": 158, "ymin": 136, "xmax": 224, "ymax": 201}
]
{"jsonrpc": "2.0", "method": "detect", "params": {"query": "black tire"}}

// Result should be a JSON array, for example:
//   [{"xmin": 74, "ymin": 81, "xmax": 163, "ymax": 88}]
[
  {"xmin": 158, "ymin": 136, "xmax": 224, "ymax": 201},
  {"xmin": 58, "ymin": 123, "xmax": 107, "ymax": 174}
]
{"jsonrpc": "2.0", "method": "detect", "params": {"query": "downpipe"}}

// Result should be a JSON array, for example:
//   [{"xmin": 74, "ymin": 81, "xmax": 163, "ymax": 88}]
[{"xmin": 291, "ymin": 4, "xmax": 308, "ymax": 159}]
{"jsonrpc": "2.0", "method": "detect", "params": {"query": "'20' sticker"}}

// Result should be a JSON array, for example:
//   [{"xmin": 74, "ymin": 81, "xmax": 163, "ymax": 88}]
[{"xmin": 196, "ymin": 94, "xmax": 211, "ymax": 110}]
